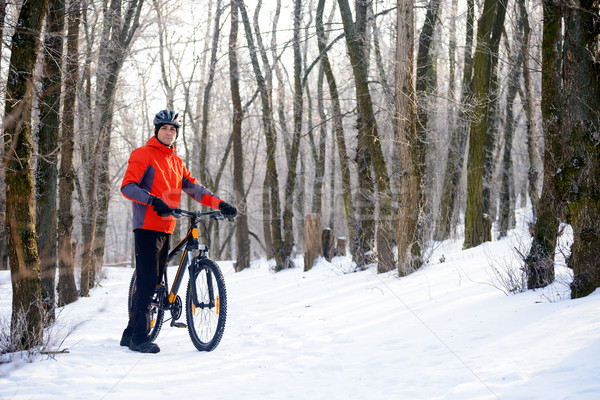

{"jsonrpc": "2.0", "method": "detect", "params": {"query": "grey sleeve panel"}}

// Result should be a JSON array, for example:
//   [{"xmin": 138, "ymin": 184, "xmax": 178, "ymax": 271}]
[
  {"xmin": 121, "ymin": 182, "xmax": 152, "ymax": 205},
  {"xmin": 182, "ymin": 176, "xmax": 215, "ymax": 203}
]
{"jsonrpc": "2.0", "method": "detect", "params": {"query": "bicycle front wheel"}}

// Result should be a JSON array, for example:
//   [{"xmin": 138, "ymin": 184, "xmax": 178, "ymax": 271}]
[{"xmin": 185, "ymin": 258, "xmax": 227, "ymax": 351}]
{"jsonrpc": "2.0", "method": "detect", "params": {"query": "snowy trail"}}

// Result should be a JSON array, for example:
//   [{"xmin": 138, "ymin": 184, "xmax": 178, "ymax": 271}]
[{"xmin": 1, "ymin": 230, "xmax": 600, "ymax": 399}]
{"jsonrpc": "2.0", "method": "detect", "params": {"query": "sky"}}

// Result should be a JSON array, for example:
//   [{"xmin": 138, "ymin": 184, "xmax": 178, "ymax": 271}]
[{"xmin": 1, "ymin": 208, "xmax": 599, "ymax": 399}]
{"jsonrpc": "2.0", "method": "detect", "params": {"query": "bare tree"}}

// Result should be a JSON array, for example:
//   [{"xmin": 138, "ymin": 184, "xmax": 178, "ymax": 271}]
[
  {"xmin": 338, "ymin": 0, "xmax": 394, "ymax": 272},
  {"xmin": 36, "ymin": 0, "xmax": 66, "ymax": 321},
  {"xmin": 395, "ymin": 0, "xmax": 418, "ymax": 276},
  {"xmin": 463, "ymin": 0, "xmax": 507, "ymax": 248},
  {"xmin": 57, "ymin": 0, "xmax": 81, "ymax": 306},
  {"xmin": 559, "ymin": 0, "xmax": 600, "ymax": 298},
  {"xmin": 316, "ymin": 0, "xmax": 357, "ymax": 261},
  {"xmin": 437, "ymin": 0, "xmax": 474, "ymax": 240},
  {"xmin": 229, "ymin": 0, "xmax": 250, "ymax": 272},
  {"xmin": 3, "ymin": 0, "xmax": 50, "ymax": 349},
  {"xmin": 525, "ymin": 0, "xmax": 562, "ymax": 290},
  {"xmin": 80, "ymin": 0, "xmax": 144, "ymax": 296},
  {"xmin": 236, "ymin": 0, "xmax": 283, "ymax": 263},
  {"xmin": 279, "ymin": 0, "xmax": 304, "ymax": 271},
  {"xmin": 0, "ymin": 0, "xmax": 7, "ymax": 271}
]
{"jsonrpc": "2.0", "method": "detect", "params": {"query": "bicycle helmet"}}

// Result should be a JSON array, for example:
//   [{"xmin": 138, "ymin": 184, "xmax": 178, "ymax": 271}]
[{"xmin": 153, "ymin": 109, "xmax": 181, "ymax": 138}]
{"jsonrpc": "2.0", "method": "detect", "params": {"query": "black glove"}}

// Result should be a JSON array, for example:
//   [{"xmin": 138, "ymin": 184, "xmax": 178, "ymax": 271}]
[
  {"xmin": 150, "ymin": 196, "xmax": 172, "ymax": 216},
  {"xmin": 219, "ymin": 201, "xmax": 237, "ymax": 219}
]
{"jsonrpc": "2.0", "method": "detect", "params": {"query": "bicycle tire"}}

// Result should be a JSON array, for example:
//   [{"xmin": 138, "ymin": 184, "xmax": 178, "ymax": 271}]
[
  {"xmin": 185, "ymin": 258, "xmax": 227, "ymax": 351},
  {"xmin": 127, "ymin": 270, "xmax": 165, "ymax": 342}
]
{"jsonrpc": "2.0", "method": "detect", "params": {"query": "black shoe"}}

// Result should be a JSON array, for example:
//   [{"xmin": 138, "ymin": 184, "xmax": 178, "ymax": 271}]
[
  {"xmin": 129, "ymin": 340, "xmax": 160, "ymax": 354},
  {"xmin": 120, "ymin": 333, "xmax": 132, "ymax": 347}
]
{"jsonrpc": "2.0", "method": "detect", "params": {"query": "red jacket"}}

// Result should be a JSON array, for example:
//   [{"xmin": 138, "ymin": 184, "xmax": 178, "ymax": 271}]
[{"xmin": 121, "ymin": 136, "xmax": 221, "ymax": 233}]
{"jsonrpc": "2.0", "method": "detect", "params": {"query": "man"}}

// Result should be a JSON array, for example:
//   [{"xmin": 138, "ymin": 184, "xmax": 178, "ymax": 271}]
[{"xmin": 119, "ymin": 109, "xmax": 237, "ymax": 353}]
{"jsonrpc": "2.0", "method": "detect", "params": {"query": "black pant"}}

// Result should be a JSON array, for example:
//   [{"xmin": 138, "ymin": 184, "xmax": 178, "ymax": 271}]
[{"xmin": 123, "ymin": 229, "xmax": 170, "ymax": 345}]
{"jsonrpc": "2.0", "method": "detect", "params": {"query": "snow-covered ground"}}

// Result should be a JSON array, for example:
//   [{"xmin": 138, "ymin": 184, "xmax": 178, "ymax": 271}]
[{"xmin": 1, "ymin": 223, "xmax": 599, "ymax": 399}]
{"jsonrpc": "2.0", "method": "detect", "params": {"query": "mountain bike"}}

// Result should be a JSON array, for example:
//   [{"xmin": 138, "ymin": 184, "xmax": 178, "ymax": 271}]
[{"xmin": 127, "ymin": 209, "xmax": 230, "ymax": 352}]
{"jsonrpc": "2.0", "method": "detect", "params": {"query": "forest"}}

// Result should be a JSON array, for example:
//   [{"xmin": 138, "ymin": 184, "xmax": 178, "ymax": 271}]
[{"xmin": 0, "ymin": 0, "xmax": 599, "ymax": 351}]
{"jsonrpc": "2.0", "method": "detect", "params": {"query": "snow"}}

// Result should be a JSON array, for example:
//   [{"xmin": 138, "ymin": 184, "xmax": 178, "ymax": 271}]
[{"xmin": 1, "ymin": 225, "xmax": 600, "ymax": 400}]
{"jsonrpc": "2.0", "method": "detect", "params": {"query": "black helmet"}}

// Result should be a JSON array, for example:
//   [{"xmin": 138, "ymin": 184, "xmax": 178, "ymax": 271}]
[{"xmin": 153, "ymin": 109, "xmax": 181, "ymax": 130}]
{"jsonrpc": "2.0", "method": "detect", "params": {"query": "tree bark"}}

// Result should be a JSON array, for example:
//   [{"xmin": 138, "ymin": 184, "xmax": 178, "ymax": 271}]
[
  {"xmin": 559, "ymin": 0, "xmax": 600, "ymax": 298},
  {"xmin": 337, "ymin": 0, "xmax": 394, "ymax": 273},
  {"xmin": 198, "ymin": 0, "xmax": 223, "ymax": 186},
  {"xmin": 525, "ymin": 0, "xmax": 562, "ymax": 290},
  {"xmin": 279, "ymin": 0, "xmax": 304, "ymax": 271},
  {"xmin": 80, "ymin": 0, "xmax": 144, "ymax": 296},
  {"xmin": 0, "ymin": 0, "xmax": 7, "ymax": 271},
  {"xmin": 36, "ymin": 0, "xmax": 66, "ymax": 321},
  {"xmin": 498, "ymin": 4, "xmax": 527, "ymax": 239},
  {"xmin": 57, "ymin": 0, "xmax": 80, "ymax": 306},
  {"xmin": 437, "ymin": 0, "xmax": 474, "ymax": 240},
  {"xmin": 4, "ymin": 0, "xmax": 50, "ymax": 349},
  {"xmin": 229, "ymin": 0, "xmax": 250, "ymax": 272},
  {"xmin": 395, "ymin": 0, "xmax": 419, "ymax": 276},
  {"xmin": 463, "ymin": 0, "xmax": 507, "ymax": 249},
  {"xmin": 316, "ymin": 0, "xmax": 357, "ymax": 263},
  {"xmin": 236, "ymin": 0, "xmax": 282, "ymax": 264}
]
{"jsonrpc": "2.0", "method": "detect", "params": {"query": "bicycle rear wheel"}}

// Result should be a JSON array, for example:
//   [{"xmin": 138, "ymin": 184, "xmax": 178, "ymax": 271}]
[
  {"xmin": 185, "ymin": 258, "xmax": 227, "ymax": 351},
  {"xmin": 128, "ymin": 270, "xmax": 165, "ymax": 342}
]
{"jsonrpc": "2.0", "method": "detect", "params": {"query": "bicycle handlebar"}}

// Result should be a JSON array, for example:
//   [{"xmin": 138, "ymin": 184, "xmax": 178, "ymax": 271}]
[{"xmin": 170, "ymin": 208, "xmax": 234, "ymax": 221}]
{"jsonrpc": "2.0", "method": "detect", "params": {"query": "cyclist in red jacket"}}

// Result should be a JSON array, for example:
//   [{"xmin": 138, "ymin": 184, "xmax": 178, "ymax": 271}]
[{"xmin": 119, "ymin": 109, "xmax": 237, "ymax": 353}]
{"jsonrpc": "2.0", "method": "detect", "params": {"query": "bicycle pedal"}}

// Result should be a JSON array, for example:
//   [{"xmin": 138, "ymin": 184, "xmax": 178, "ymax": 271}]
[{"xmin": 171, "ymin": 322, "xmax": 187, "ymax": 328}]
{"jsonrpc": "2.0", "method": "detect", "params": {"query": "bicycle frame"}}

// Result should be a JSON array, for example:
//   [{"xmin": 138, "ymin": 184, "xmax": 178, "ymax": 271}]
[{"xmin": 161, "ymin": 210, "xmax": 220, "ymax": 311}]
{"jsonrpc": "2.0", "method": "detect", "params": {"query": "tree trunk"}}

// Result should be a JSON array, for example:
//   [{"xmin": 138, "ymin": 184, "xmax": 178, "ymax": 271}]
[
  {"xmin": 407, "ymin": 0, "xmax": 441, "ymax": 269},
  {"xmin": 395, "ymin": 0, "xmax": 419, "ymax": 276},
  {"xmin": 198, "ymin": 0, "xmax": 223, "ymax": 186},
  {"xmin": 279, "ymin": 0, "xmax": 304, "ymax": 271},
  {"xmin": 236, "ymin": 0, "xmax": 282, "ymax": 264},
  {"xmin": 498, "ymin": 5, "xmax": 527, "ymax": 239},
  {"xmin": 559, "ymin": 0, "xmax": 600, "ymax": 298},
  {"xmin": 437, "ymin": 0, "xmax": 474, "ymax": 240},
  {"xmin": 316, "ymin": 0, "xmax": 357, "ymax": 265},
  {"xmin": 80, "ymin": 0, "xmax": 144, "ymax": 295},
  {"xmin": 229, "ymin": 0, "xmax": 250, "ymax": 272},
  {"xmin": 57, "ymin": 0, "xmax": 80, "ymax": 307},
  {"xmin": 304, "ymin": 214, "xmax": 321, "ymax": 271},
  {"xmin": 4, "ymin": 0, "xmax": 50, "ymax": 350},
  {"xmin": 525, "ymin": 0, "xmax": 562, "ymax": 289},
  {"xmin": 36, "ymin": 0, "xmax": 66, "ymax": 321},
  {"xmin": 337, "ymin": 0, "xmax": 394, "ymax": 273},
  {"xmin": 463, "ymin": 0, "xmax": 507, "ymax": 248},
  {"xmin": 518, "ymin": 0, "xmax": 539, "ymax": 221},
  {"xmin": 0, "ymin": 0, "xmax": 7, "ymax": 271}
]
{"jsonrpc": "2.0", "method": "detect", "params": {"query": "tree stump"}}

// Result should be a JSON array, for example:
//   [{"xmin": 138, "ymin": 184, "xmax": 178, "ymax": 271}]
[
  {"xmin": 322, "ymin": 228, "xmax": 334, "ymax": 261},
  {"xmin": 304, "ymin": 214, "xmax": 322, "ymax": 271},
  {"xmin": 335, "ymin": 237, "xmax": 347, "ymax": 257}
]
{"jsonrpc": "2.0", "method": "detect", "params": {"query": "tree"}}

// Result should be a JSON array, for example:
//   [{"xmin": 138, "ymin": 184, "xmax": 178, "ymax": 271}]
[
  {"xmin": 36, "ymin": 0, "xmax": 66, "ymax": 321},
  {"xmin": 525, "ymin": 0, "xmax": 563, "ymax": 290},
  {"xmin": 229, "ymin": 0, "xmax": 250, "ymax": 272},
  {"xmin": 0, "ymin": 0, "xmax": 7, "ymax": 271},
  {"xmin": 395, "ymin": 0, "xmax": 418, "ymax": 276},
  {"xmin": 236, "ymin": 0, "xmax": 283, "ymax": 265},
  {"xmin": 57, "ymin": 0, "xmax": 81, "ymax": 306},
  {"xmin": 559, "ymin": 0, "xmax": 600, "ymax": 298},
  {"xmin": 315, "ymin": 0, "xmax": 357, "ymax": 262},
  {"xmin": 498, "ymin": 0, "xmax": 528, "ymax": 239},
  {"xmin": 3, "ymin": 0, "xmax": 50, "ymax": 349},
  {"xmin": 437, "ymin": 0, "xmax": 474, "ymax": 240},
  {"xmin": 80, "ymin": 0, "xmax": 144, "ymax": 295},
  {"xmin": 338, "ymin": 0, "xmax": 394, "ymax": 272},
  {"xmin": 463, "ymin": 0, "xmax": 507, "ymax": 249},
  {"xmin": 279, "ymin": 0, "xmax": 304, "ymax": 271}
]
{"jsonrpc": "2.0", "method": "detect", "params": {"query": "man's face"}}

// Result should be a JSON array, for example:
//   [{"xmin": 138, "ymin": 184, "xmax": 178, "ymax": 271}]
[{"xmin": 157, "ymin": 124, "xmax": 177, "ymax": 146}]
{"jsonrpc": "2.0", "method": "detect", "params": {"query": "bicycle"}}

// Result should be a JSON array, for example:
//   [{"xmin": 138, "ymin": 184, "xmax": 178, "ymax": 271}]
[{"xmin": 127, "ymin": 208, "xmax": 231, "ymax": 352}]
